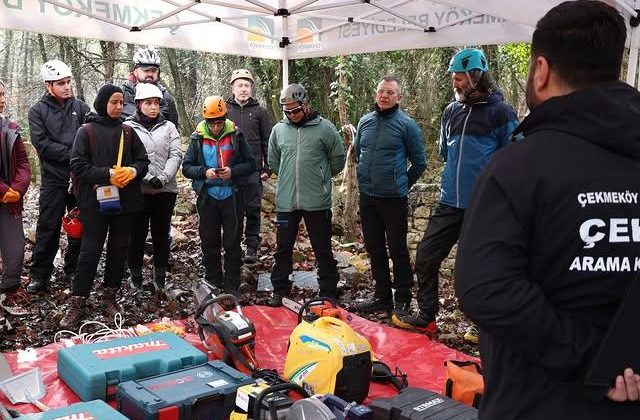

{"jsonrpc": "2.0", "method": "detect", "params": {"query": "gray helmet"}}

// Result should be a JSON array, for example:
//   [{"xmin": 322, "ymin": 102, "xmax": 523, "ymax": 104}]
[{"xmin": 279, "ymin": 83, "xmax": 308, "ymax": 105}]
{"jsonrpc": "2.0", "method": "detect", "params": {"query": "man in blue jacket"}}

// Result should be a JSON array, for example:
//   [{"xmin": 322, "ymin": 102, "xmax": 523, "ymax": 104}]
[
  {"xmin": 392, "ymin": 50, "xmax": 518, "ymax": 334},
  {"xmin": 354, "ymin": 75, "xmax": 427, "ymax": 318}
]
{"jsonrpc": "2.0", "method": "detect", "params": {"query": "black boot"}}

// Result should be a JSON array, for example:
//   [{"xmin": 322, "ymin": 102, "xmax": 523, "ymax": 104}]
[
  {"xmin": 153, "ymin": 267, "xmax": 166, "ymax": 291},
  {"xmin": 267, "ymin": 293, "xmax": 284, "ymax": 307},
  {"xmin": 244, "ymin": 247, "xmax": 258, "ymax": 264},
  {"xmin": 102, "ymin": 287, "xmax": 121, "ymax": 318},
  {"xmin": 60, "ymin": 296, "xmax": 86, "ymax": 328},
  {"xmin": 354, "ymin": 297, "xmax": 394, "ymax": 313},
  {"xmin": 26, "ymin": 277, "xmax": 49, "ymax": 294}
]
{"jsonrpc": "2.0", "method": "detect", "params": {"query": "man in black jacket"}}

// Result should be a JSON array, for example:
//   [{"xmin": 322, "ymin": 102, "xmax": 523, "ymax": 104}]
[
  {"xmin": 226, "ymin": 69, "xmax": 273, "ymax": 264},
  {"xmin": 121, "ymin": 46, "xmax": 178, "ymax": 129},
  {"xmin": 455, "ymin": 2, "xmax": 640, "ymax": 419},
  {"xmin": 27, "ymin": 60, "xmax": 90, "ymax": 294}
]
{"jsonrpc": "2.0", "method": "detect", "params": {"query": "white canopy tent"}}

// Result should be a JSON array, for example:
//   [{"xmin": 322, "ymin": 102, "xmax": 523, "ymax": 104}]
[{"xmin": 0, "ymin": 0, "xmax": 638, "ymax": 86}]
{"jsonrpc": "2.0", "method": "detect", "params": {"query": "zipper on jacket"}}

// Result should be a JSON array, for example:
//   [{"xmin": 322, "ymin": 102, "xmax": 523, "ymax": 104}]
[
  {"xmin": 456, "ymin": 106, "xmax": 473, "ymax": 208},
  {"xmin": 295, "ymin": 127, "xmax": 301, "ymax": 209},
  {"xmin": 320, "ymin": 166, "xmax": 327, "ymax": 194}
]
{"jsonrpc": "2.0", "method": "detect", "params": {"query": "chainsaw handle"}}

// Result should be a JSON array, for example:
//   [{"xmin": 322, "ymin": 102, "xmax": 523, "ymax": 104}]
[
  {"xmin": 313, "ymin": 316, "xmax": 350, "ymax": 336},
  {"xmin": 297, "ymin": 296, "xmax": 338, "ymax": 324},
  {"xmin": 253, "ymin": 382, "xmax": 311, "ymax": 419},
  {"xmin": 195, "ymin": 293, "xmax": 240, "ymax": 319}
]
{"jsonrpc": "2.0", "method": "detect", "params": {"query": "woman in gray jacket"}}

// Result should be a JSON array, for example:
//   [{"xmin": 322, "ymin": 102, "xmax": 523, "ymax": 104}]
[{"xmin": 124, "ymin": 83, "xmax": 182, "ymax": 293}]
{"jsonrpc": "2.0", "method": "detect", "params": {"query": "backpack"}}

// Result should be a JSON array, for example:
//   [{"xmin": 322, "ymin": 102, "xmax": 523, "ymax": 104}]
[{"xmin": 443, "ymin": 360, "xmax": 484, "ymax": 408}]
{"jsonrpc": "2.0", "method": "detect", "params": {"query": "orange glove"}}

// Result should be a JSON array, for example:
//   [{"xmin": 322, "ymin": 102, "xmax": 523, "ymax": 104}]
[
  {"xmin": 111, "ymin": 166, "xmax": 136, "ymax": 188},
  {"xmin": 0, "ymin": 188, "xmax": 20, "ymax": 203}
]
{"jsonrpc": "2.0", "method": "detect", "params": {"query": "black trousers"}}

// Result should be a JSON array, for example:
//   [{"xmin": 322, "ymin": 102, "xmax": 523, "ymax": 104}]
[
  {"xmin": 270, "ymin": 209, "xmax": 339, "ymax": 297},
  {"xmin": 241, "ymin": 171, "xmax": 263, "ymax": 249},
  {"xmin": 128, "ymin": 192, "xmax": 177, "ymax": 271},
  {"xmin": 73, "ymin": 211, "xmax": 134, "ymax": 297},
  {"xmin": 198, "ymin": 193, "xmax": 244, "ymax": 293},
  {"xmin": 30, "ymin": 185, "xmax": 80, "ymax": 280},
  {"xmin": 415, "ymin": 203, "xmax": 465, "ymax": 320},
  {"xmin": 359, "ymin": 194, "xmax": 413, "ymax": 304}
]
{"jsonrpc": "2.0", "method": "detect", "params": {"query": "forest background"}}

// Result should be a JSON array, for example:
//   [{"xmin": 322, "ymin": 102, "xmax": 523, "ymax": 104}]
[{"xmin": 0, "ymin": 30, "xmax": 532, "ymax": 182}]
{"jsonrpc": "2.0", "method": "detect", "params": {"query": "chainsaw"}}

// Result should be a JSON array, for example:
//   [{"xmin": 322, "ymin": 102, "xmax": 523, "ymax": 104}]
[{"xmin": 193, "ymin": 280, "xmax": 259, "ymax": 374}]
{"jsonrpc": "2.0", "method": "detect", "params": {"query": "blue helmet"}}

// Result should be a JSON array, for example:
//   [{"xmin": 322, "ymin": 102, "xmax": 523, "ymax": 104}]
[{"xmin": 448, "ymin": 48, "xmax": 489, "ymax": 73}]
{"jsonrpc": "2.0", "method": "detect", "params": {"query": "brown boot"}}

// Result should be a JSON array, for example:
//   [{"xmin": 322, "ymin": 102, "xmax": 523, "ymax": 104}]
[
  {"xmin": 102, "ymin": 287, "xmax": 121, "ymax": 318},
  {"xmin": 60, "ymin": 296, "xmax": 86, "ymax": 328}
]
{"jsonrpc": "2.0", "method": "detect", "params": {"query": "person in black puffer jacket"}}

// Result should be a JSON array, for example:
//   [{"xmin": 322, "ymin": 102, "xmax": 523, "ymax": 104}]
[{"xmin": 62, "ymin": 84, "xmax": 149, "ymax": 328}]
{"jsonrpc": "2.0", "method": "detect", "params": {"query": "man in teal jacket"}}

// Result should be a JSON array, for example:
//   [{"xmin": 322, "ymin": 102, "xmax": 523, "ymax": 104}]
[
  {"xmin": 354, "ymin": 75, "xmax": 427, "ymax": 319},
  {"xmin": 267, "ymin": 84, "xmax": 346, "ymax": 307}
]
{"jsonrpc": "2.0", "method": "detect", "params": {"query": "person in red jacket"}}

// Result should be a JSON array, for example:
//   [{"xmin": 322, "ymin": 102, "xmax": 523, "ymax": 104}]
[{"xmin": 0, "ymin": 80, "xmax": 31, "ymax": 293}]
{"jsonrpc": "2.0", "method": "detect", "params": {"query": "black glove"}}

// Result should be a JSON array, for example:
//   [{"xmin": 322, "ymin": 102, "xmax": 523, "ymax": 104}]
[{"xmin": 148, "ymin": 177, "xmax": 163, "ymax": 189}]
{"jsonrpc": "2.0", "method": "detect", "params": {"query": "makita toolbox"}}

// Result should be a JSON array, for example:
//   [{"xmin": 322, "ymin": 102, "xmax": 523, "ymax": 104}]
[
  {"xmin": 116, "ymin": 360, "xmax": 254, "ymax": 420},
  {"xmin": 19, "ymin": 399, "xmax": 129, "ymax": 419},
  {"xmin": 369, "ymin": 387, "xmax": 478, "ymax": 420},
  {"xmin": 57, "ymin": 332, "xmax": 207, "ymax": 401}
]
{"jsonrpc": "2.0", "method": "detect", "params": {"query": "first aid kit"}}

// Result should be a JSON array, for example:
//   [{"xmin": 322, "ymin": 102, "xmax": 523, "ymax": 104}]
[
  {"xmin": 117, "ymin": 360, "xmax": 253, "ymax": 420},
  {"xmin": 57, "ymin": 333, "xmax": 207, "ymax": 401}
]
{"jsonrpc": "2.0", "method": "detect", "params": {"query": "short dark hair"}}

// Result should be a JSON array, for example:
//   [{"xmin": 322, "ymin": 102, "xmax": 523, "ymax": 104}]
[
  {"xmin": 532, "ymin": 0, "xmax": 626, "ymax": 89},
  {"xmin": 378, "ymin": 75, "xmax": 402, "ymax": 95}
]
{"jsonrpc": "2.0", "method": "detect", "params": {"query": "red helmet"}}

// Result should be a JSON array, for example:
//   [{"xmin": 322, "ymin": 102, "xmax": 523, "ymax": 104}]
[{"xmin": 62, "ymin": 208, "xmax": 83, "ymax": 239}]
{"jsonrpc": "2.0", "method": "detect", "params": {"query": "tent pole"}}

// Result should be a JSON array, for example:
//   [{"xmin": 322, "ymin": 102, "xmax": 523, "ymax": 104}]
[
  {"xmin": 281, "ymin": 0, "xmax": 289, "ymax": 88},
  {"xmin": 283, "ymin": 52, "xmax": 290, "ymax": 87},
  {"xmin": 627, "ymin": 1, "xmax": 640, "ymax": 87}
]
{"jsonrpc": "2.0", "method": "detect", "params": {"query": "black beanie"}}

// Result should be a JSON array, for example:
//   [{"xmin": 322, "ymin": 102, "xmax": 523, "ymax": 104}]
[{"xmin": 94, "ymin": 84, "xmax": 123, "ymax": 117}]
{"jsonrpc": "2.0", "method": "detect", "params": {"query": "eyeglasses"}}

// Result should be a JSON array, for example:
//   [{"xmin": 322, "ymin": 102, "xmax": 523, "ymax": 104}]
[
  {"xmin": 283, "ymin": 105, "xmax": 304, "ymax": 116},
  {"xmin": 206, "ymin": 119, "xmax": 225, "ymax": 126}
]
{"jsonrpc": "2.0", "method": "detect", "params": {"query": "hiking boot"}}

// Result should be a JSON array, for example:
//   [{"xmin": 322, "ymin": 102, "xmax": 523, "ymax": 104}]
[
  {"xmin": 267, "ymin": 293, "xmax": 284, "ymax": 307},
  {"xmin": 392, "ymin": 302, "xmax": 411, "ymax": 317},
  {"xmin": 464, "ymin": 325, "xmax": 479, "ymax": 344},
  {"xmin": 391, "ymin": 312, "xmax": 437, "ymax": 336},
  {"xmin": 129, "ymin": 273, "xmax": 143, "ymax": 290},
  {"xmin": 60, "ymin": 296, "xmax": 86, "ymax": 328},
  {"xmin": 0, "ymin": 283, "xmax": 20, "ymax": 294},
  {"xmin": 26, "ymin": 277, "xmax": 49, "ymax": 294},
  {"xmin": 354, "ymin": 297, "xmax": 393, "ymax": 313},
  {"xmin": 102, "ymin": 287, "xmax": 121, "ymax": 318},
  {"xmin": 244, "ymin": 247, "xmax": 258, "ymax": 264},
  {"xmin": 153, "ymin": 267, "xmax": 167, "ymax": 291},
  {"xmin": 167, "ymin": 253, "xmax": 176, "ymax": 268}
]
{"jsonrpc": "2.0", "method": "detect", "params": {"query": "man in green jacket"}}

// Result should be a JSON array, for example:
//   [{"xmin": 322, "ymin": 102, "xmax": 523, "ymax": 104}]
[{"xmin": 267, "ymin": 84, "xmax": 346, "ymax": 307}]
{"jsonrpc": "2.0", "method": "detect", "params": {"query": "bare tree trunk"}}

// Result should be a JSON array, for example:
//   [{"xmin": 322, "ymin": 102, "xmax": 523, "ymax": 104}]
[
  {"xmin": 165, "ymin": 48, "xmax": 194, "ymax": 134},
  {"xmin": 99, "ymin": 41, "xmax": 116, "ymax": 83},
  {"xmin": 334, "ymin": 56, "xmax": 359, "ymax": 242},
  {"xmin": 62, "ymin": 39, "xmax": 85, "ymax": 101},
  {"xmin": 37, "ymin": 33, "xmax": 47, "ymax": 64}
]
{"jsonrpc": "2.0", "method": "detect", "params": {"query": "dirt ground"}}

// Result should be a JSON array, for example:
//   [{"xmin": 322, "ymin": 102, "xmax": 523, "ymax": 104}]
[{"xmin": 0, "ymin": 186, "xmax": 478, "ymax": 358}]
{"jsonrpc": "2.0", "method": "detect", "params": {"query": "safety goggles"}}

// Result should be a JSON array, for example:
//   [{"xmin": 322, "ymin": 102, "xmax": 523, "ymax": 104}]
[{"xmin": 283, "ymin": 105, "xmax": 304, "ymax": 116}]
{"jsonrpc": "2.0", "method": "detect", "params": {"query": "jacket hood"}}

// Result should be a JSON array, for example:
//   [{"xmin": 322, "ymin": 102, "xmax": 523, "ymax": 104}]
[
  {"xmin": 226, "ymin": 96, "xmax": 259, "ymax": 107},
  {"xmin": 39, "ymin": 93, "xmax": 74, "ymax": 109},
  {"xmin": 514, "ymin": 81, "xmax": 640, "ymax": 159},
  {"xmin": 84, "ymin": 111, "xmax": 121, "ymax": 126}
]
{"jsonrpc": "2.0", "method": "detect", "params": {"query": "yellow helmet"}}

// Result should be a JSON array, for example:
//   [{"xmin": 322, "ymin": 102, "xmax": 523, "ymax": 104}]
[{"xmin": 203, "ymin": 95, "xmax": 227, "ymax": 119}]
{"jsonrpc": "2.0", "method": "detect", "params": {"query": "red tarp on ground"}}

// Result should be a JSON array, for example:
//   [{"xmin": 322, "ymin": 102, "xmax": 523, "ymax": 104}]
[{"xmin": 0, "ymin": 305, "xmax": 477, "ymax": 415}]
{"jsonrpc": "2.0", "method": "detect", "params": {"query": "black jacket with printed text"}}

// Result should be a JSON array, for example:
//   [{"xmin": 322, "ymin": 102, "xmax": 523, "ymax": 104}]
[{"xmin": 455, "ymin": 80, "xmax": 640, "ymax": 420}]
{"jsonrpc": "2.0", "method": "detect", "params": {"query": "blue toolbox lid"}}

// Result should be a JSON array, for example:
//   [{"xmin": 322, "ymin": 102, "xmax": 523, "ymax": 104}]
[
  {"xmin": 117, "ymin": 360, "xmax": 254, "ymax": 420},
  {"xmin": 57, "ymin": 333, "xmax": 207, "ymax": 402},
  {"xmin": 19, "ymin": 399, "xmax": 129, "ymax": 419}
]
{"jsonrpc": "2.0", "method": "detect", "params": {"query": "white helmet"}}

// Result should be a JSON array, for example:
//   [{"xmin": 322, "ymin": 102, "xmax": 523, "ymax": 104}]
[
  {"xmin": 41, "ymin": 60, "xmax": 72, "ymax": 82},
  {"xmin": 133, "ymin": 46, "xmax": 161, "ymax": 67},
  {"xmin": 134, "ymin": 83, "xmax": 163, "ymax": 101}
]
